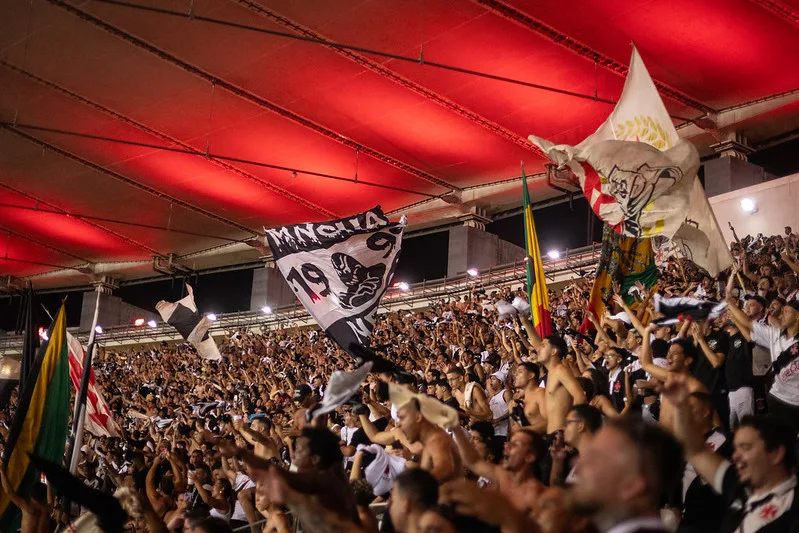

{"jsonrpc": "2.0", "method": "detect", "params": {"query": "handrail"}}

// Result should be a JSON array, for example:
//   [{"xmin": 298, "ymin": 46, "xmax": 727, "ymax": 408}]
[{"xmin": 0, "ymin": 243, "xmax": 601, "ymax": 354}]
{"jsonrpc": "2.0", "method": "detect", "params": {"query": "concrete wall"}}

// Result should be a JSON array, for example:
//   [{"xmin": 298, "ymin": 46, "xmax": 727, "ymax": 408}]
[
  {"xmin": 250, "ymin": 266, "xmax": 296, "ymax": 312},
  {"xmin": 703, "ymin": 157, "xmax": 776, "ymax": 198},
  {"xmin": 80, "ymin": 292, "xmax": 158, "ymax": 332},
  {"xmin": 709, "ymin": 172, "xmax": 799, "ymax": 243},
  {"xmin": 447, "ymin": 226, "xmax": 526, "ymax": 278}
]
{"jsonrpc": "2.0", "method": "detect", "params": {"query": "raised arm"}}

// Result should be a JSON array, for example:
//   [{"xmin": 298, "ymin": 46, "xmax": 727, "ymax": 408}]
[
  {"xmin": 0, "ymin": 468, "xmax": 31, "ymax": 514},
  {"xmin": 357, "ymin": 414, "xmax": 396, "ymax": 446},
  {"xmin": 168, "ymin": 453, "xmax": 187, "ymax": 494},
  {"xmin": 145, "ymin": 456, "xmax": 165, "ymax": 510},
  {"xmin": 450, "ymin": 426, "xmax": 499, "ymax": 481},
  {"xmin": 725, "ymin": 294, "xmax": 753, "ymax": 339},
  {"xmin": 518, "ymin": 314, "xmax": 542, "ymax": 351},
  {"xmin": 640, "ymin": 324, "xmax": 669, "ymax": 382},
  {"xmin": 612, "ymin": 294, "xmax": 646, "ymax": 337},
  {"xmin": 691, "ymin": 323, "xmax": 725, "ymax": 368}
]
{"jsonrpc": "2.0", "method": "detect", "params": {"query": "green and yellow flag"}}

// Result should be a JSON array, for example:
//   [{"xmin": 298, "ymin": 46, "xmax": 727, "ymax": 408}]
[
  {"xmin": 523, "ymin": 172, "xmax": 552, "ymax": 337},
  {"xmin": 588, "ymin": 224, "xmax": 658, "ymax": 320},
  {"xmin": 0, "ymin": 304, "xmax": 71, "ymax": 530}
]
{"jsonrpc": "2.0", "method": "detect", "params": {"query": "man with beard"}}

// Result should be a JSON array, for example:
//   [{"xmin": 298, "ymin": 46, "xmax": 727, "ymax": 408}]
[
  {"xmin": 450, "ymin": 426, "xmax": 547, "ymax": 515},
  {"xmin": 568, "ymin": 416, "xmax": 683, "ymax": 533},
  {"xmin": 663, "ymin": 374, "xmax": 799, "ymax": 533},
  {"xmin": 519, "ymin": 315, "xmax": 586, "ymax": 434},
  {"xmin": 396, "ymin": 399, "xmax": 462, "ymax": 483}
]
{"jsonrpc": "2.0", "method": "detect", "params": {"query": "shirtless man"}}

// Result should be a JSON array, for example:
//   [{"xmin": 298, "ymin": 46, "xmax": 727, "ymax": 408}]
[
  {"xmin": 445, "ymin": 367, "xmax": 492, "ymax": 422},
  {"xmin": 232, "ymin": 416, "xmax": 280, "ymax": 460},
  {"xmin": 450, "ymin": 426, "xmax": 546, "ymax": 515},
  {"xmin": 0, "ymin": 468, "xmax": 50, "ymax": 533},
  {"xmin": 639, "ymin": 323, "xmax": 706, "ymax": 431},
  {"xmin": 396, "ymin": 399, "xmax": 462, "ymax": 482},
  {"xmin": 520, "ymin": 315, "xmax": 586, "ymax": 433},
  {"xmin": 512, "ymin": 363, "xmax": 547, "ymax": 434}
]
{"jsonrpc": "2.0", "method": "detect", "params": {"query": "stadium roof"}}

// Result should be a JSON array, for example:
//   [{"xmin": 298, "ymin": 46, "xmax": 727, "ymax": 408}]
[{"xmin": 2, "ymin": 0, "xmax": 799, "ymax": 289}]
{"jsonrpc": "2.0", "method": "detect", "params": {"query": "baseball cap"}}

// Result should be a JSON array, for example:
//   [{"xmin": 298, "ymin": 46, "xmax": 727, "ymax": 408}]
[
  {"xmin": 745, "ymin": 294, "xmax": 767, "ymax": 308},
  {"xmin": 490, "ymin": 370, "xmax": 508, "ymax": 383}
]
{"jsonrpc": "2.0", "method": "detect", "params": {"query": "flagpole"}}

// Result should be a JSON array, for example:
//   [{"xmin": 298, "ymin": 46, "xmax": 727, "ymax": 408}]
[{"xmin": 66, "ymin": 288, "xmax": 101, "ymax": 475}]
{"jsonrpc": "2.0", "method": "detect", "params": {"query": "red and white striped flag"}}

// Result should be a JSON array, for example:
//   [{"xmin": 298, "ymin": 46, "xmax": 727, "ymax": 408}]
[{"xmin": 66, "ymin": 332, "xmax": 120, "ymax": 438}]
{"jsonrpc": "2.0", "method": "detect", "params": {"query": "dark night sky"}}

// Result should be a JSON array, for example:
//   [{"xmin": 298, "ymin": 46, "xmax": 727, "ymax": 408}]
[{"xmin": 3, "ymin": 139, "xmax": 798, "ymax": 333}]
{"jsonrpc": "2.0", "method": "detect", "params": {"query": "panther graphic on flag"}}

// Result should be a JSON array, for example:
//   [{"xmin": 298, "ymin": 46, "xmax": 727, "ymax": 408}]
[
  {"xmin": 332, "ymin": 253, "xmax": 386, "ymax": 309},
  {"xmin": 605, "ymin": 162, "xmax": 682, "ymax": 236}
]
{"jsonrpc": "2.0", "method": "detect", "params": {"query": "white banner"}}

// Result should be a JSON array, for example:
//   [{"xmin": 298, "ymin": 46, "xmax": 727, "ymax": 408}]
[
  {"xmin": 265, "ymin": 206, "xmax": 405, "ymax": 354},
  {"xmin": 529, "ymin": 47, "xmax": 732, "ymax": 274}
]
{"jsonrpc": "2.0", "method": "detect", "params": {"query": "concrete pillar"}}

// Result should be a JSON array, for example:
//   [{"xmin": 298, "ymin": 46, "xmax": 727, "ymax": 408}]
[
  {"xmin": 703, "ymin": 157, "xmax": 775, "ymax": 198},
  {"xmin": 447, "ymin": 226, "xmax": 526, "ymax": 278},
  {"xmin": 250, "ymin": 265, "xmax": 296, "ymax": 312},
  {"xmin": 79, "ymin": 291, "xmax": 157, "ymax": 332},
  {"xmin": 703, "ymin": 134, "xmax": 776, "ymax": 197}
]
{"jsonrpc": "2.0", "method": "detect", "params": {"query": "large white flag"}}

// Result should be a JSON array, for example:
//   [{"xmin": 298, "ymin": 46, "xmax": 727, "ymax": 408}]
[
  {"xmin": 66, "ymin": 333, "xmax": 121, "ymax": 438},
  {"xmin": 265, "ymin": 206, "xmax": 405, "ymax": 356},
  {"xmin": 529, "ymin": 47, "xmax": 732, "ymax": 275}
]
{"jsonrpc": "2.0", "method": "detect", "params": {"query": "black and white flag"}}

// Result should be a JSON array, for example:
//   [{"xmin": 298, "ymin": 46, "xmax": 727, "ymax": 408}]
[
  {"xmin": 265, "ymin": 206, "xmax": 405, "ymax": 357},
  {"xmin": 652, "ymin": 293, "xmax": 728, "ymax": 326},
  {"xmin": 155, "ymin": 284, "xmax": 222, "ymax": 361}
]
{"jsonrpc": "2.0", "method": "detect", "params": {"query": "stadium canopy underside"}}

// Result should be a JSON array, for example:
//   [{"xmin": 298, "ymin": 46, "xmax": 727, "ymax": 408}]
[{"xmin": 2, "ymin": 0, "xmax": 799, "ymax": 289}]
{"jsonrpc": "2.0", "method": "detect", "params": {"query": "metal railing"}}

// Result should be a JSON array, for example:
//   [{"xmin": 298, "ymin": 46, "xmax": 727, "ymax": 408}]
[{"xmin": 0, "ymin": 243, "xmax": 601, "ymax": 355}]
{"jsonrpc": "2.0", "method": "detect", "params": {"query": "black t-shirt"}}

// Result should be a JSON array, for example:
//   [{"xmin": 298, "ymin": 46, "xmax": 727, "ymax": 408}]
[
  {"xmin": 725, "ymin": 332, "xmax": 754, "ymax": 391},
  {"xmin": 606, "ymin": 367, "xmax": 627, "ymax": 413},
  {"xmin": 349, "ymin": 427, "xmax": 370, "ymax": 448},
  {"xmin": 692, "ymin": 330, "xmax": 729, "ymax": 395},
  {"xmin": 717, "ymin": 463, "xmax": 799, "ymax": 533},
  {"xmin": 443, "ymin": 397, "xmax": 460, "ymax": 410},
  {"xmin": 677, "ymin": 428, "xmax": 733, "ymax": 533}
]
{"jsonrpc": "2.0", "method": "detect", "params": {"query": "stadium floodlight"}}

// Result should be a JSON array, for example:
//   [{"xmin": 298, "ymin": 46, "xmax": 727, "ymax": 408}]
[
  {"xmin": 466, "ymin": 268, "xmax": 479, "ymax": 277},
  {"xmin": 147, "ymin": 320, "xmax": 157, "ymax": 328},
  {"xmin": 94, "ymin": 325, "xmax": 103, "ymax": 334},
  {"xmin": 206, "ymin": 313, "xmax": 217, "ymax": 322},
  {"xmin": 38, "ymin": 326, "xmax": 48, "ymax": 341},
  {"xmin": 740, "ymin": 197, "xmax": 757, "ymax": 214},
  {"xmin": 547, "ymin": 250, "xmax": 561, "ymax": 260},
  {"xmin": 134, "ymin": 318, "xmax": 145, "ymax": 327},
  {"xmin": 398, "ymin": 282, "xmax": 410, "ymax": 291},
  {"xmin": 261, "ymin": 306, "xmax": 273, "ymax": 314}
]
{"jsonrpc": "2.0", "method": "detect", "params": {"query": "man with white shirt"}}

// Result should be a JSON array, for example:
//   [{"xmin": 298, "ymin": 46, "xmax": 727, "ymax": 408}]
[
  {"xmin": 727, "ymin": 295, "xmax": 799, "ymax": 434},
  {"xmin": 663, "ymin": 374, "xmax": 799, "ymax": 533}
]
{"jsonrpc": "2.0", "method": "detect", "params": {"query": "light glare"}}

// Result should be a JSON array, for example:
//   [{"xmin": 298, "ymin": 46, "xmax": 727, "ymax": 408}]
[
  {"xmin": 740, "ymin": 197, "xmax": 757, "ymax": 213},
  {"xmin": 466, "ymin": 268, "xmax": 479, "ymax": 277},
  {"xmin": 547, "ymin": 250, "xmax": 561, "ymax": 259}
]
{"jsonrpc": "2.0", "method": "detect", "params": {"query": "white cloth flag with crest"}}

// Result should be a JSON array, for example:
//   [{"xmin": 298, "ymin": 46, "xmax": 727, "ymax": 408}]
[
  {"xmin": 266, "ymin": 206, "xmax": 405, "ymax": 357},
  {"xmin": 529, "ymin": 47, "xmax": 732, "ymax": 275}
]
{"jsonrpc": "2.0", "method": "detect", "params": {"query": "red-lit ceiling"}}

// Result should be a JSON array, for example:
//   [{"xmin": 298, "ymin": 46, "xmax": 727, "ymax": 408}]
[{"xmin": 1, "ymin": 0, "xmax": 798, "ymax": 288}]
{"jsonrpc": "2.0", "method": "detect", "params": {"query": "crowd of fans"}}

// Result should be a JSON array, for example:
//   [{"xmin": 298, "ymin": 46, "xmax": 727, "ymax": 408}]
[{"xmin": 2, "ymin": 224, "xmax": 799, "ymax": 533}]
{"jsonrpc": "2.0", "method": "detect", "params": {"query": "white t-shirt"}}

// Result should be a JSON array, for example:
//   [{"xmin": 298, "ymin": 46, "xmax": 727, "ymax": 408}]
[{"xmin": 751, "ymin": 322, "xmax": 799, "ymax": 405}]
